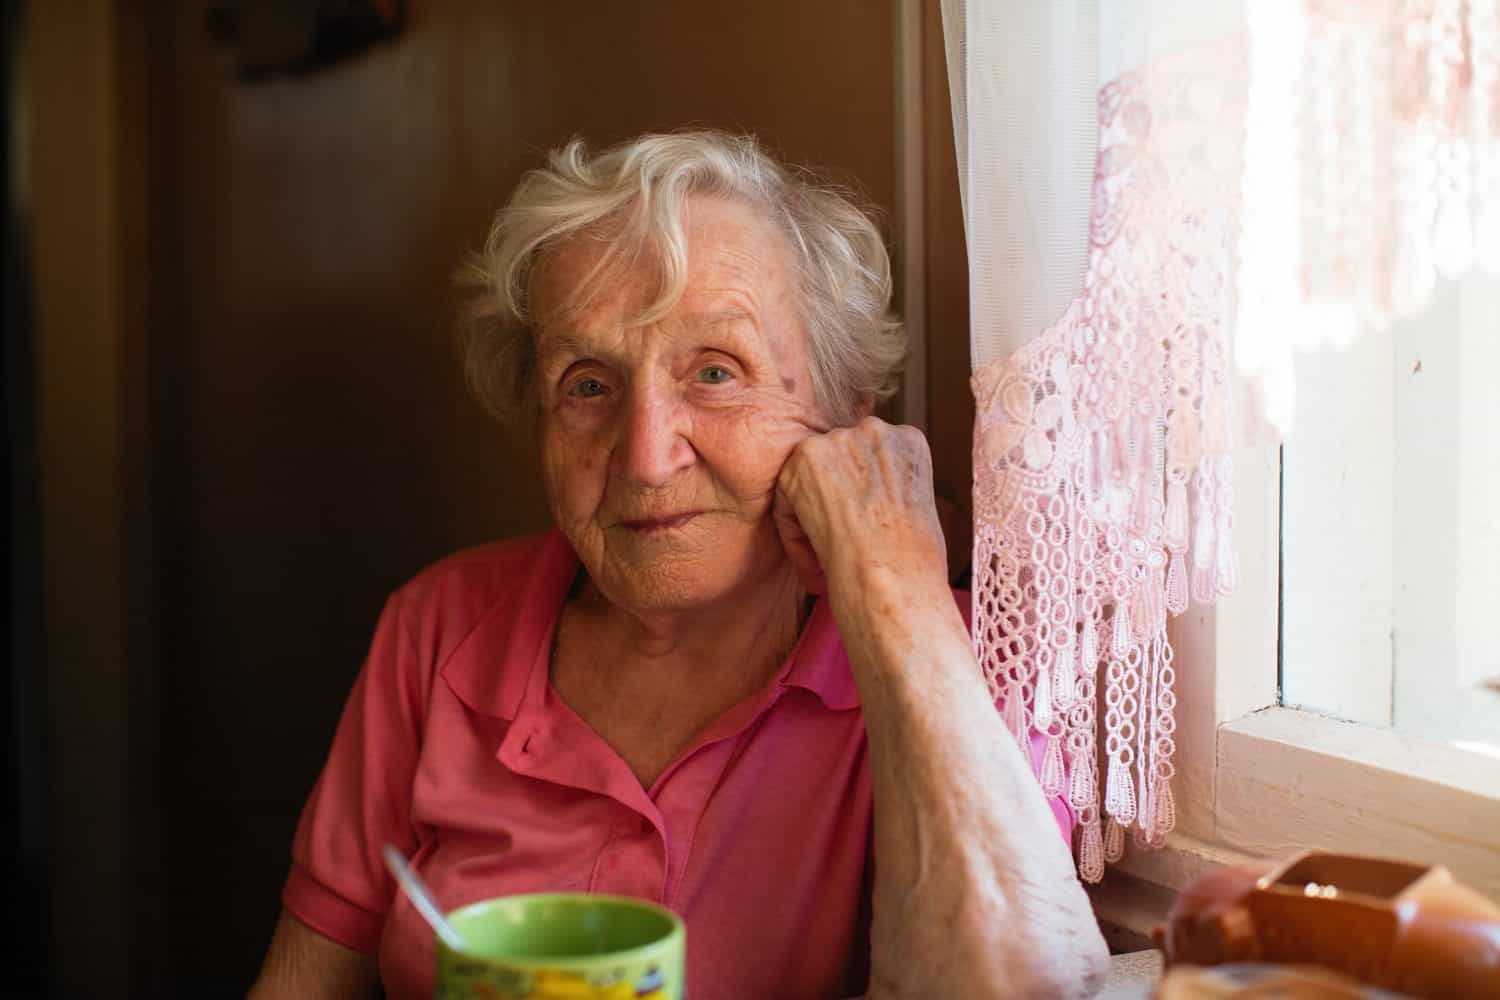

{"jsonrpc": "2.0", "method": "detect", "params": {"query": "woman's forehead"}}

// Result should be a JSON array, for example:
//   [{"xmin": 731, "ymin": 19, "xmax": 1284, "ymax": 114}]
[
  {"xmin": 531, "ymin": 195, "xmax": 797, "ymax": 334},
  {"xmin": 534, "ymin": 298, "xmax": 804, "ymax": 381}
]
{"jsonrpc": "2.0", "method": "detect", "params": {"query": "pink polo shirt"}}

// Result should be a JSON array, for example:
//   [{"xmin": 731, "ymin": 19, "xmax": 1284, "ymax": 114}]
[{"xmin": 282, "ymin": 530, "xmax": 1071, "ymax": 1000}]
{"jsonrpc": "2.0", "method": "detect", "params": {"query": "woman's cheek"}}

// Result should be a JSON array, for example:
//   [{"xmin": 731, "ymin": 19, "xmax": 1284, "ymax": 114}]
[
  {"xmin": 546, "ymin": 394, "xmax": 613, "ymax": 434},
  {"xmin": 703, "ymin": 421, "xmax": 795, "ymax": 512},
  {"xmin": 541, "ymin": 422, "xmax": 606, "ymax": 522}
]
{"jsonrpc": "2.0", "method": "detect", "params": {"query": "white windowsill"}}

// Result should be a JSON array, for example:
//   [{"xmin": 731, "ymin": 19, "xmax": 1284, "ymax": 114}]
[
  {"xmin": 1093, "ymin": 705, "xmax": 1499, "ymax": 925},
  {"xmin": 1213, "ymin": 705, "xmax": 1500, "ymax": 901}
]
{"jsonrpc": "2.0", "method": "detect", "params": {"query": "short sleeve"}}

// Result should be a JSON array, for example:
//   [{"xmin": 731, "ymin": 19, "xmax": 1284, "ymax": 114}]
[{"xmin": 281, "ymin": 591, "xmax": 428, "ymax": 952}]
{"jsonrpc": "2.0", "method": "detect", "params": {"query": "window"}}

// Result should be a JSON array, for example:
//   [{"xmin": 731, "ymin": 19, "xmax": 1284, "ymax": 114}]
[
  {"xmin": 1282, "ymin": 272, "xmax": 1500, "ymax": 750},
  {"xmin": 1093, "ymin": 280, "xmax": 1500, "ymax": 929}
]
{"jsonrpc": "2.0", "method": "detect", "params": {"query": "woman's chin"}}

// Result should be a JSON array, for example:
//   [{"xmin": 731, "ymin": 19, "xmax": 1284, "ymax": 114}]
[
  {"xmin": 589, "ymin": 547, "xmax": 790, "ymax": 617},
  {"xmin": 597, "ymin": 566, "xmax": 751, "ymax": 615}
]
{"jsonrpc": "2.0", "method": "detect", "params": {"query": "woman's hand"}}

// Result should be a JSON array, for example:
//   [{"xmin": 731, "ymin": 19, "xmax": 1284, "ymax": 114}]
[{"xmin": 772, "ymin": 417, "xmax": 950, "ymax": 602}]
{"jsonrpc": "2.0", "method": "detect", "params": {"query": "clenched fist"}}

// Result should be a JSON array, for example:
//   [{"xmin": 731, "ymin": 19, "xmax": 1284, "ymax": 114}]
[{"xmin": 772, "ymin": 417, "xmax": 950, "ymax": 605}]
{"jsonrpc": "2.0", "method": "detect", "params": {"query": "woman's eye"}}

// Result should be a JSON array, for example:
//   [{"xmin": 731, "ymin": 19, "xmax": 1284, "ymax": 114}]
[
  {"xmin": 569, "ymin": 377, "xmax": 609, "ymax": 399},
  {"xmin": 698, "ymin": 365, "xmax": 734, "ymax": 385}
]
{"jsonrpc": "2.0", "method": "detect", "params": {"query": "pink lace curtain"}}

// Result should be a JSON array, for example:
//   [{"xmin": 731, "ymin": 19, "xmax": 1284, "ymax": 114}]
[{"xmin": 944, "ymin": 0, "xmax": 1499, "ymax": 882}]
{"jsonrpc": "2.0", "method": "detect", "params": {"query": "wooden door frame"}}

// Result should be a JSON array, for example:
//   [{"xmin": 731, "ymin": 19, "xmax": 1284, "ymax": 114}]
[{"xmin": 25, "ymin": 1, "xmax": 170, "ymax": 992}]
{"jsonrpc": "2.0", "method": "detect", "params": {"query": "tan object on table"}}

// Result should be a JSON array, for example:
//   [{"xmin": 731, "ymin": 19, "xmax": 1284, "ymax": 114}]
[{"xmin": 1154, "ymin": 851, "xmax": 1500, "ymax": 999}]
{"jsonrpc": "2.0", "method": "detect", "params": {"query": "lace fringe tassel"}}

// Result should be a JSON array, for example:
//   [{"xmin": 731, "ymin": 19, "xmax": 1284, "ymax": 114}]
[
  {"xmin": 1111, "ymin": 421, "xmax": 1130, "ymax": 484},
  {"xmin": 1192, "ymin": 466, "xmax": 1218, "ymax": 603},
  {"xmin": 1132, "ymin": 472, "xmax": 1154, "ymax": 536},
  {"xmin": 1165, "ymin": 479, "xmax": 1189, "ymax": 550},
  {"xmin": 1104, "ymin": 816, "xmax": 1127, "ymax": 863},
  {"xmin": 1110, "ymin": 602, "xmax": 1132, "ymax": 659},
  {"xmin": 1151, "ymin": 775, "xmax": 1177, "ymax": 839},
  {"xmin": 1104, "ymin": 755, "xmax": 1137, "ymax": 826},
  {"xmin": 1139, "ymin": 573, "xmax": 1165, "ymax": 636},
  {"xmin": 1080, "ymin": 821, "xmax": 1105, "ymax": 883},
  {"xmin": 1068, "ymin": 753, "xmax": 1095, "ymax": 810},
  {"xmin": 1192, "ymin": 565, "xmax": 1217, "ymax": 604},
  {"xmin": 1080, "ymin": 614, "xmax": 1098, "ymax": 676},
  {"xmin": 1054, "ymin": 641, "xmax": 1076, "ymax": 711},
  {"xmin": 1089, "ymin": 430, "xmax": 1107, "ymax": 499},
  {"xmin": 1033, "ymin": 667, "xmax": 1053, "ymax": 730},
  {"xmin": 1166, "ymin": 550, "xmax": 1189, "ymax": 614},
  {"xmin": 1040, "ymin": 733, "xmax": 1067, "ymax": 798},
  {"xmin": 1216, "ymin": 523, "xmax": 1240, "ymax": 595},
  {"xmin": 1002, "ymin": 683, "xmax": 1027, "ymax": 747}
]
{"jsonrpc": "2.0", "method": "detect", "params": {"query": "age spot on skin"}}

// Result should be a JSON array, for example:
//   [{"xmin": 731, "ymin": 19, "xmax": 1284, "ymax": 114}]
[{"xmin": 782, "ymin": 377, "xmax": 797, "ymax": 392}]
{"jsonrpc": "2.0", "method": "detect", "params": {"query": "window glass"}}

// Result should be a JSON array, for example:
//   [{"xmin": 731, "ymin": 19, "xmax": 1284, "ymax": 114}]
[{"xmin": 1281, "ymin": 272, "xmax": 1500, "ymax": 755}]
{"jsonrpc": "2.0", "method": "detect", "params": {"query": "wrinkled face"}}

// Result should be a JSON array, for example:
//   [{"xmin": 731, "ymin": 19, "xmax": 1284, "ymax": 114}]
[{"xmin": 532, "ymin": 195, "xmax": 827, "ymax": 615}]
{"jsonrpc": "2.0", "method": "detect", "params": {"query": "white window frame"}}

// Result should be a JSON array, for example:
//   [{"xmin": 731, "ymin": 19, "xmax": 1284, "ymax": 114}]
[{"xmin": 1091, "ymin": 436, "xmax": 1500, "ymax": 937}]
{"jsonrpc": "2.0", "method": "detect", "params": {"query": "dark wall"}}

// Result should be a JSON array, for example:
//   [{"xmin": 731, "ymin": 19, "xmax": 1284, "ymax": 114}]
[
  {"xmin": 921, "ymin": 0, "xmax": 973, "ymax": 577},
  {"xmin": 4, "ymin": 0, "xmax": 49, "ymax": 993},
  {"xmin": 22, "ymin": 2, "xmax": 987, "ymax": 995},
  {"xmin": 151, "ymin": 2, "xmax": 899, "ymax": 993}
]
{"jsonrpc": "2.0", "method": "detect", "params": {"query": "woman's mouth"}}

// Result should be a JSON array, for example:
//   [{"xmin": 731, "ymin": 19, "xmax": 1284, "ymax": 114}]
[{"xmin": 618, "ymin": 512, "xmax": 702, "ymax": 534}]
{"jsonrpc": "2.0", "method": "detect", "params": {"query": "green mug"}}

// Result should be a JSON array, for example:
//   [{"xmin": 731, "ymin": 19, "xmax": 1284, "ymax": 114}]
[{"xmin": 434, "ymin": 893, "xmax": 686, "ymax": 1000}]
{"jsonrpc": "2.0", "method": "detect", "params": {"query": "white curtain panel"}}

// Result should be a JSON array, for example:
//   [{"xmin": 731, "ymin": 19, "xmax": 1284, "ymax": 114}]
[
  {"xmin": 940, "ymin": 0, "xmax": 1097, "ymax": 370},
  {"xmin": 946, "ymin": 0, "xmax": 1499, "ymax": 882}
]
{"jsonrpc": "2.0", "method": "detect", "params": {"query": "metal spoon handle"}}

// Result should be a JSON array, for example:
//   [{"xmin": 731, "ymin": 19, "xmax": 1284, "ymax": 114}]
[{"xmin": 382, "ymin": 844, "xmax": 466, "ymax": 952}]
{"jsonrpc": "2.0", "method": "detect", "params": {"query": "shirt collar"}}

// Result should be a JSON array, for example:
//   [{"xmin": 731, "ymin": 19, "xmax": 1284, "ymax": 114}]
[
  {"xmin": 440, "ymin": 530, "xmax": 579, "ymax": 722},
  {"xmin": 774, "ymin": 598, "xmax": 860, "ymax": 711},
  {"xmin": 440, "ymin": 529, "xmax": 862, "ymax": 720}
]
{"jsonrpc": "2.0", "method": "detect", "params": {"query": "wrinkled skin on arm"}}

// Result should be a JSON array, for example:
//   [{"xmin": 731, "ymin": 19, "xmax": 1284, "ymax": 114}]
[
  {"xmin": 248, "ymin": 908, "xmax": 379, "ymax": 1000},
  {"xmin": 775, "ymin": 418, "xmax": 1110, "ymax": 1000}
]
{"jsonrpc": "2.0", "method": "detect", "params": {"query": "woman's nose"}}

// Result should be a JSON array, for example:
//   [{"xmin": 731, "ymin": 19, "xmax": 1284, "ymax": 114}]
[{"xmin": 611, "ymin": 382, "xmax": 694, "ymax": 487}]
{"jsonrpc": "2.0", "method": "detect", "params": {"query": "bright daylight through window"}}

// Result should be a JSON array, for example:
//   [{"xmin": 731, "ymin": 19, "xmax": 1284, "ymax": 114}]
[{"xmin": 1282, "ymin": 271, "xmax": 1500, "ymax": 757}]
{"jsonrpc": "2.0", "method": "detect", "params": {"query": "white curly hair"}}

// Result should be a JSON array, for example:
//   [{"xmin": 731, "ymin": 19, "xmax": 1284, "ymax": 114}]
[{"xmin": 457, "ymin": 130, "xmax": 907, "ymax": 429}]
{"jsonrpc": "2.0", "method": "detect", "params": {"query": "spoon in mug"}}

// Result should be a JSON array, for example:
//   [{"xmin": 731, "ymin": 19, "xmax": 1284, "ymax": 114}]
[{"xmin": 381, "ymin": 843, "xmax": 466, "ymax": 952}]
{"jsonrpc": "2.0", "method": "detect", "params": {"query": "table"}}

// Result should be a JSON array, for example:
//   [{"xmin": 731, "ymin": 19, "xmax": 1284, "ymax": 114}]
[{"xmin": 1099, "ymin": 950, "xmax": 1164, "ymax": 999}]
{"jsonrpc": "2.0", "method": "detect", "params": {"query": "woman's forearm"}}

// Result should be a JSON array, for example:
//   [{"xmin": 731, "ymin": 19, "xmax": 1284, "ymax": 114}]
[
  {"xmin": 249, "ymin": 909, "xmax": 380, "ymax": 1000},
  {"xmin": 833, "ymin": 568, "xmax": 1109, "ymax": 1000}
]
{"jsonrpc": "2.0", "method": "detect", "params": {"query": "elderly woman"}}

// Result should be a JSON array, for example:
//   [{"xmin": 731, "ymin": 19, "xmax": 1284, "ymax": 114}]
[{"xmin": 250, "ymin": 131, "xmax": 1108, "ymax": 1000}]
